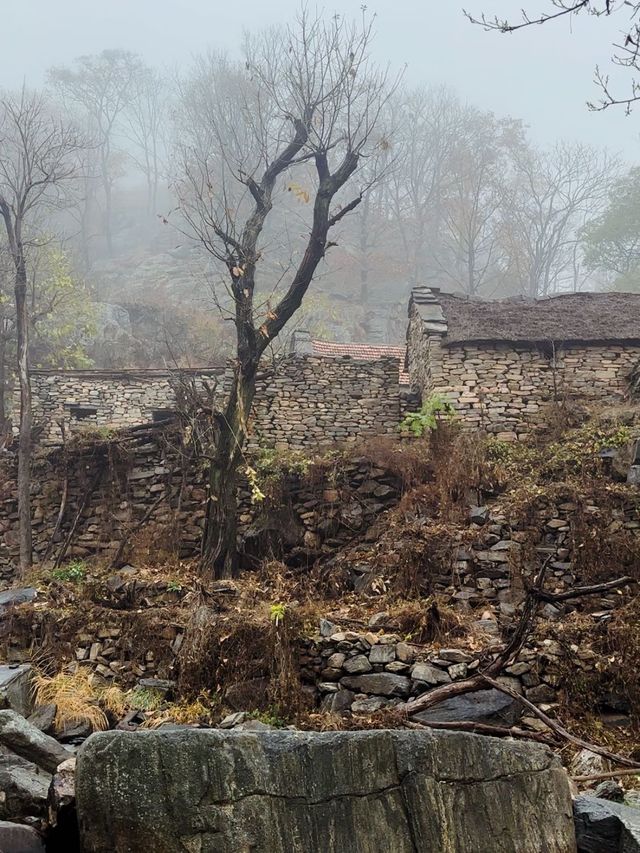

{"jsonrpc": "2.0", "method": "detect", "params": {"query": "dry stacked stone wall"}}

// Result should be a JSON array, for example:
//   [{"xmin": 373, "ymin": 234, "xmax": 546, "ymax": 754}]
[
  {"xmin": 250, "ymin": 355, "xmax": 400, "ymax": 450},
  {"xmin": 26, "ymin": 355, "xmax": 400, "ymax": 450},
  {"xmin": 0, "ymin": 427, "xmax": 403, "ymax": 575},
  {"xmin": 408, "ymin": 306, "xmax": 640, "ymax": 440},
  {"xmin": 27, "ymin": 369, "xmax": 225, "ymax": 445}
]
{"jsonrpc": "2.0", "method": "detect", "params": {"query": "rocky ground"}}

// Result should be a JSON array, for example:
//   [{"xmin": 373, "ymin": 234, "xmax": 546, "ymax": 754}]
[{"xmin": 1, "ymin": 407, "xmax": 640, "ymax": 849}]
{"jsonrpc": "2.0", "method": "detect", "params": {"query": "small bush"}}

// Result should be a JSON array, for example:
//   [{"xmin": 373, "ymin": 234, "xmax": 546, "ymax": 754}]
[
  {"xmin": 399, "ymin": 394, "xmax": 455, "ymax": 437},
  {"xmin": 50, "ymin": 560, "xmax": 87, "ymax": 583}
]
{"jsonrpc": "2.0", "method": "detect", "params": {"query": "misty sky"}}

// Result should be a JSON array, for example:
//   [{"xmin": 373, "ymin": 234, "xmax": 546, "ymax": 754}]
[{"xmin": 3, "ymin": 1, "xmax": 639, "ymax": 159}]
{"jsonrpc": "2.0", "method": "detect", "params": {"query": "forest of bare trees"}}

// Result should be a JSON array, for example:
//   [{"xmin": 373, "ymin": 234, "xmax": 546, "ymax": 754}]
[{"xmin": 0, "ymin": 25, "xmax": 629, "ymax": 372}]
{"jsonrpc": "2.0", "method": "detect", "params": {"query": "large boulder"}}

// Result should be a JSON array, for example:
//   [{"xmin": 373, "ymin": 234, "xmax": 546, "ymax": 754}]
[
  {"xmin": 76, "ymin": 729, "xmax": 576, "ymax": 853},
  {"xmin": 0, "ymin": 820, "xmax": 44, "ymax": 852},
  {"xmin": 574, "ymin": 796, "xmax": 640, "ymax": 852}
]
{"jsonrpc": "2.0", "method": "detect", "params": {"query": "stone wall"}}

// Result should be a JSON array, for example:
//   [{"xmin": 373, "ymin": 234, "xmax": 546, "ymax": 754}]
[
  {"xmin": 250, "ymin": 356, "xmax": 400, "ymax": 450},
  {"xmin": 27, "ymin": 369, "xmax": 225, "ymax": 445},
  {"xmin": 25, "ymin": 355, "xmax": 400, "ymax": 450},
  {"xmin": 303, "ymin": 493, "xmax": 640, "ymax": 719},
  {"xmin": 408, "ymin": 305, "xmax": 640, "ymax": 440},
  {"xmin": 0, "ymin": 428, "xmax": 403, "ymax": 573}
]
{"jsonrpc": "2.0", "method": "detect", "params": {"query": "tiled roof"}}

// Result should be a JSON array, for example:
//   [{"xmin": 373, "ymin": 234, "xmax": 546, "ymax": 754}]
[{"xmin": 311, "ymin": 340, "xmax": 409, "ymax": 385}]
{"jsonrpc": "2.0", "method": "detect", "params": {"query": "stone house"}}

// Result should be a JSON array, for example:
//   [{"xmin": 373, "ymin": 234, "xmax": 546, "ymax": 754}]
[
  {"xmin": 407, "ymin": 286, "xmax": 640, "ymax": 439},
  {"xmin": 24, "ymin": 344, "xmax": 404, "ymax": 448}
]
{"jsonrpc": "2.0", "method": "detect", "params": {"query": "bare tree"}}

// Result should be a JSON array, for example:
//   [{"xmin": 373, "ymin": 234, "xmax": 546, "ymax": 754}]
[
  {"xmin": 124, "ymin": 64, "xmax": 167, "ymax": 221},
  {"xmin": 499, "ymin": 142, "xmax": 617, "ymax": 297},
  {"xmin": 49, "ymin": 50, "xmax": 141, "ymax": 256},
  {"xmin": 174, "ymin": 11, "xmax": 397, "ymax": 577},
  {"xmin": 387, "ymin": 86, "xmax": 467, "ymax": 286},
  {"xmin": 0, "ymin": 89, "xmax": 81, "ymax": 572},
  {"xmin": 0, "ymin": 240, "xmax": 12, "ymax": 434},
  {"xmin": 466, "ymin": 2, "xmax": 640, "ymax": 112},
  {"xmin": 435, "ymin": 112, "xmax": 525, "ymax": 295}
]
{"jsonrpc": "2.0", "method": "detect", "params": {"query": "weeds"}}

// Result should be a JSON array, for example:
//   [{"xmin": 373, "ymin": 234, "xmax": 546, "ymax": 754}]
[
  {"xmin": 248, "ymin": 707, "xmax": 288, "ymax": 728},
  {"xmin": 127, "ymin": 686, "xmax": 165, "ymax": 712},
  {"xmin": 399, "ymin": 394, "xmax": 456, "ymax": 437},
  {"xmin": 50, "ymin": 560, "xmax": 87, "ymax": 583}
]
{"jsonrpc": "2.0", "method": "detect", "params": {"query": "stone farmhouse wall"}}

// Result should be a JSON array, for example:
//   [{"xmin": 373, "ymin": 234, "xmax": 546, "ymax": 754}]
[
  {"xmin": 250, "ymin": 356, "xmax": 400, "ymax": 450},
  {"xmin": 26, "ymin": 355, "xmax": 401, "ymax": 450},
  {"xmin": 27, "ymin": 369, "xmax": 225, "ymax": 445},
  {"xmin": 408, "ymin": 305, "xmax": 640, "ymax": 440}
]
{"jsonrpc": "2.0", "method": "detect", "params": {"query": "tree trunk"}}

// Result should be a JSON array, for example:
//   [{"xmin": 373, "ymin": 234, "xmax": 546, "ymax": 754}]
[
  {"xmin": 0, "ymin": 305, "xmax": 8, "ymax": 437},
  {"xmin": 102, "ymin": 170, "xmax": 114, "ymax": 257},
  {"xmin": 200, "ymin": 363, "xmax": 256, "ymax": 579},
  {"xmin": 15, "ymin": 258, "xmax": 32, "ymax": 573}
]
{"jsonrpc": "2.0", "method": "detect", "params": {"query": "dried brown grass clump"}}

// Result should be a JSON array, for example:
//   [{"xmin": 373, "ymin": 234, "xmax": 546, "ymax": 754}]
[
  {"xmin": 543, "ymin": 600, "xmax": 640, "ymax": 728},
  {"xmin": 390, "ymin": 598, "xmax": 481, "ymax": 645},
  {"xmin": 33, "ymin": 669, "xmax": 108, "ymax": 732},
  {"xmin": 354, "ymin": 436, "xmax": 432, "ymax": 490},
  {"xmin": 176, "ymin": 599, "xmax": 306, "ymax": 719}
]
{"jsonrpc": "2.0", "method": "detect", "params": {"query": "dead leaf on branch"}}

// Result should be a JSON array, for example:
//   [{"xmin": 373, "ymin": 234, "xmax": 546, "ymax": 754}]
[{"xmin": 287, "ymin": 182, "xmax": 310, "ymax": 204}]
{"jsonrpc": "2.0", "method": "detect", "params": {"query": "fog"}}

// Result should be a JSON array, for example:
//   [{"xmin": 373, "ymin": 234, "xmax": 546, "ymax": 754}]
[
  {"xmin": 4, "ymin": 1, "xmax": 637, "ymax": 154},
  {"xmin": 1, "ymin": 0, "xmax": 639, "ymax": 378}
]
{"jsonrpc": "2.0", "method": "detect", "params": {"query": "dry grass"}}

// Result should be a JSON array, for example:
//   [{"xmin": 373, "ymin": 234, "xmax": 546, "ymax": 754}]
[{"xmin": 33, "ymin": 669, "xmax": 108, "ymax": 732}]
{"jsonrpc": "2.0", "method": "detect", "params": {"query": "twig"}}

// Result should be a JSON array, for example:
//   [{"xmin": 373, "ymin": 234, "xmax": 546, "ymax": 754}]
[
  {"xmin": 42, "ymin": 476, "xmax": 68, "ymax": 564},
  {"xmin": 42, "ymin": 420, "xmax": 68, "ymax": 564},
  {"xmin": 54, "ymin": 463, "xmax": 105, "ymax": 568},
  {"xmin": 110, "ymin": 491, "xmax": 168, "ymax": 568}
]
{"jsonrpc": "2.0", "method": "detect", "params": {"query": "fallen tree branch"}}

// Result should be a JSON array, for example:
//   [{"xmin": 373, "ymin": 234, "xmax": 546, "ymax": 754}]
[
  {"xmin": 530, "ymin": 576, "xmax": 636, "ymax": 603},
  {"xmin": 481, "ymin": 675, "xmax": 640, "ymax": 770},
  {"xmin": 573, "ymin": 768, "xmax": 640, "ymax": 783},
  {"xmin": 403, "ymin": 718, "xmax": 557, "ymax": 746}
]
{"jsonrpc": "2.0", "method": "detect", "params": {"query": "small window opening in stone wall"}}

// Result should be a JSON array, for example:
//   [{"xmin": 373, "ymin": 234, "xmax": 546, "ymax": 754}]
[
  {"xmin": 68, "ymin": 405, "xmax": 98, "ymax": 420},
  {"xmin": 151, "ymin": 409, "xmax": 176, "ymax": 423}
]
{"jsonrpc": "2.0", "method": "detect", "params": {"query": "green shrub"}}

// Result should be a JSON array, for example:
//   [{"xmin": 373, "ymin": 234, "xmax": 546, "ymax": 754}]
[
  {"xmin": 50, "ymin": 560, "xmax": 87, "ymax": 583},
  {"xmin": 399, "ymin": 394, "xmax": 456, "ymax": 437}
]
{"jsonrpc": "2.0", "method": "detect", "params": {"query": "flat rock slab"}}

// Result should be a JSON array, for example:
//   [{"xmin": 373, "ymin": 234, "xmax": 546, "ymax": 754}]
[
  {"xmin": 0, "ymin": 710, "xmax": 71, "ymax": 773},
  {"xmin": 413, "ymin": 688, "xmax": 522, "ymax": 727},
  {"xmin": 574, "ymin": 795, "xmax": 640, "ymax": 852},
  {"xmin": 76, "ymin": 729, "xmax": 576, "ymax": 853},
  {"xmin": 0, "ymin": 588, "xmax": 37, "ymax": 610}
]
